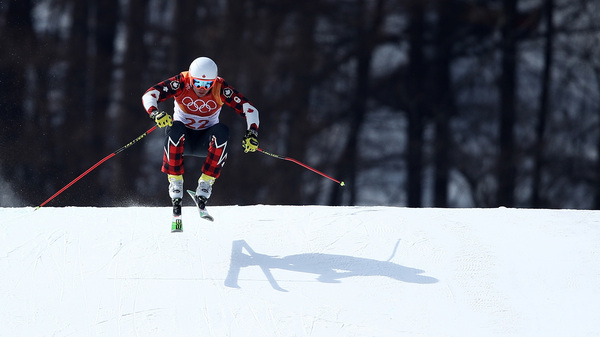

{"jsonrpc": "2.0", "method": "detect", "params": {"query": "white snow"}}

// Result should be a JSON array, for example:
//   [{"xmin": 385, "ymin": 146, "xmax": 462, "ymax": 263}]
[{"xmin": 1, "ymin": 206, "xmax": 599, "ymax": 336}]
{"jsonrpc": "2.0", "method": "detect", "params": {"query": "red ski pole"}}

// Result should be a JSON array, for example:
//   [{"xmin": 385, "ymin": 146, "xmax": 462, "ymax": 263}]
[
  {"xmin": 36, "ymin": 126, "xmax": 158, "ymax": 209},
  {"xmin": 256, "ymin": 148, "xmax": 345, "ymax": 186}
]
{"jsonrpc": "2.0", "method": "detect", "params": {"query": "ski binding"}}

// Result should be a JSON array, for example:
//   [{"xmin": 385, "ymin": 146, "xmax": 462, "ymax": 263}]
[{"xmin": 187, "ymin": 190, "xmax": 214, "ymax": 222}]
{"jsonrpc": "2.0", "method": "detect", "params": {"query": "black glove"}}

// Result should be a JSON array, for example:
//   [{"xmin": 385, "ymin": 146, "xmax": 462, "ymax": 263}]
[
  {"xmin": 242, "ymin": 129, "xmax": 259, "ymax": 153},
  {"xmin": 149, "ymin": 110, "xmax": 173, "ymax": 128}
]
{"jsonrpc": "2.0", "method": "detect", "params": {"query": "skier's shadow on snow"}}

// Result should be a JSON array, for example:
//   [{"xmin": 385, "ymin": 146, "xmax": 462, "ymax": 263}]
[{"xmin": 224, "ymin": 240, "xmax": 437, "ymax": 292}]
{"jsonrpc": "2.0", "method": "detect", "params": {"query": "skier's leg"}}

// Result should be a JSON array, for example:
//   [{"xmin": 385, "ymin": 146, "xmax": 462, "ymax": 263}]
[
  {"xmin": 191, "ymin": 123, "xmax": 229, "ymax": 200},
  {"xmin": 160, "ymin": 121, "xmax": 187, "ymax": 231},
  {"xmin": 161, "ymin": 122, "xmax": 187, "ymax": 214},
  {"xmin": 201, "ymin": 123, "xmax": 230, "ymax": 179},
  {"xmin": 161, "ymin": 121, "xmax": 187, "ymax": 176}
]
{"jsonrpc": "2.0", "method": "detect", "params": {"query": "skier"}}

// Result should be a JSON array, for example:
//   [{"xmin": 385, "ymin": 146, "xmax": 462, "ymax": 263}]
[{"xmin": 142, "ymin": 56, "xmax": 259, "ymax": 225}]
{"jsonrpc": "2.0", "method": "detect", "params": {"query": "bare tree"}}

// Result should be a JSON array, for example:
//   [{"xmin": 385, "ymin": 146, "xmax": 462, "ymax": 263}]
[
  {"xmin": 405, "ymin": 0, "xmax": 427, "ymax": 207},
  {"xmin": 496, "ymin": 0, "xmax": 518, "ymax": 207},
  {"xmin": 532, "ymin": 0, "xmax": 554, "ymax": 208},
  {"xmin": 431, "ymin": 0, "xmax": 459, "ymax": 207}
]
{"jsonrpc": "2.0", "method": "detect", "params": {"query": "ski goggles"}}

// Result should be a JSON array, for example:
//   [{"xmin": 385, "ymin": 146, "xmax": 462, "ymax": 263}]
[{"xmin": 191, "ymin": 77, "xmax": 215, "ymax": 90}]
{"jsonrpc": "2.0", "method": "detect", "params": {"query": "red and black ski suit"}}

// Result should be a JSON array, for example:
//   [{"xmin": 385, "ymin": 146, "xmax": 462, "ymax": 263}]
[{"xmin": 142, "ymin": 71, "xmax": 259, "ymax": 179}]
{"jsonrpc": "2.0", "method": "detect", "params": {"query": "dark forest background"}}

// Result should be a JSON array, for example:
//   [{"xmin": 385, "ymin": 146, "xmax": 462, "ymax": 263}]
[{"xmin": 1, "ymin": 0, "xmax": 600, "ymax": 208}]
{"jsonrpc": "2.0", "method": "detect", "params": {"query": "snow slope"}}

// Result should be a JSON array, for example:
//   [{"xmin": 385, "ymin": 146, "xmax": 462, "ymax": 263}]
[{"xmin": 1, "ymin": 206, "xmax": 599, "ymax": 337}]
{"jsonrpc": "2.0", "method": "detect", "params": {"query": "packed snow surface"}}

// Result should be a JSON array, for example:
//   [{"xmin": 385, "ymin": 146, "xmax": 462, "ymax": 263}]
[{"xmin": 1, "ymin": 206, "xmax": 599, "ymax": 336}]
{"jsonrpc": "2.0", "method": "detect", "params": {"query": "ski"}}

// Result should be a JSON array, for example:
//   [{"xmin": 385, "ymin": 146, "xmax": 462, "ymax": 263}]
[
  {"xmin": 171, "ymin": 198, "xmax": 183, "ymax": 232},
  {"xmin": 186, "ymin": 190, "xmax": 214, "ymax": 222}
]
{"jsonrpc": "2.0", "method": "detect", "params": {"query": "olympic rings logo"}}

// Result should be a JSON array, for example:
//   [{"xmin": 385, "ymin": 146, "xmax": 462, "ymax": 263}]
[{"xmin": 182, "ymin": 97, "xmax": 218, "ymax": 113}]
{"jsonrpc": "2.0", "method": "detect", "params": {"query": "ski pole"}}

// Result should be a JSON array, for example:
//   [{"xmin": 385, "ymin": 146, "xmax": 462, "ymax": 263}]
[
  {"xmin": 36, "ymin": 126, "xmax": 158, "ymax": 209},
  {"xmin": 256, "ymin": 148, "xmax": 345, "ymax": 186}
]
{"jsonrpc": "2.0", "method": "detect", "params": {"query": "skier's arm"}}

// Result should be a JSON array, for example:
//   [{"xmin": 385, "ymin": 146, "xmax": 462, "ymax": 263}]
[
  {"xmin": 220, "ymin": 81, "xmax": 260, "ymax": 153},
  {"xmin": 220, "ymin": 81, "xmax": 260, "ymax": 131},
  {"xmin": 141, "ymin": 73, "xmax": 185, "ymax": 114}
]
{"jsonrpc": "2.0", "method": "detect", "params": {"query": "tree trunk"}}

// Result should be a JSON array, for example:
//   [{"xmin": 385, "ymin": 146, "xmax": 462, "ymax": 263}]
[
  {"xmin": 406, "ymin": 2, "xmax": 426, "ymax": 208},
  {"xmin": 92, "ymin": 0, "xmax": 118, "ymax": 205},
  {"xmin": 112, "ymin": 0, "xmax": 150, "ymax": 203},
  {"xmin": 532, "ymin": 0, "xmax": 554, "ymax": 208},
  {"xmin": 432, "ymin": 0, "xmax": 458, "ymax": 208},
  {"xmin": 497, "ymin": 0, "xmax": 518, "ymax": 207},
  {"xmin": 0, "ymin": 0, "xmax": 35, "ymax": 203},
  {"xmin": 328, "ymin": 0, "xmax": 385, "ymax": 205}
]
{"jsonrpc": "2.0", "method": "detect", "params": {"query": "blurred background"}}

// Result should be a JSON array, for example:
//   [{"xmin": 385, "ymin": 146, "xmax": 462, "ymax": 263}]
[{"xmin": 1, "ymin": 0, "xmax": 599, "ymax": 208}]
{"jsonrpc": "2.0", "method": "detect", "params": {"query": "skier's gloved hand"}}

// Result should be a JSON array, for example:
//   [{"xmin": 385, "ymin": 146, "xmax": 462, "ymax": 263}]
[
  {"xmin": 242, "ymin": 129, "xmax": 259, "ymax": 153},
  {"xmin": 150, "ymin": 110, "xmax": 173, "ymax": 128}
]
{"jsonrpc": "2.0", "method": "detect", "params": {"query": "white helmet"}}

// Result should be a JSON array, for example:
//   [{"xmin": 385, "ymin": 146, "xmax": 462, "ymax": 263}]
[{"xmin": 189, "ymin": 57, "xmax": 218, "ymax": 80}]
